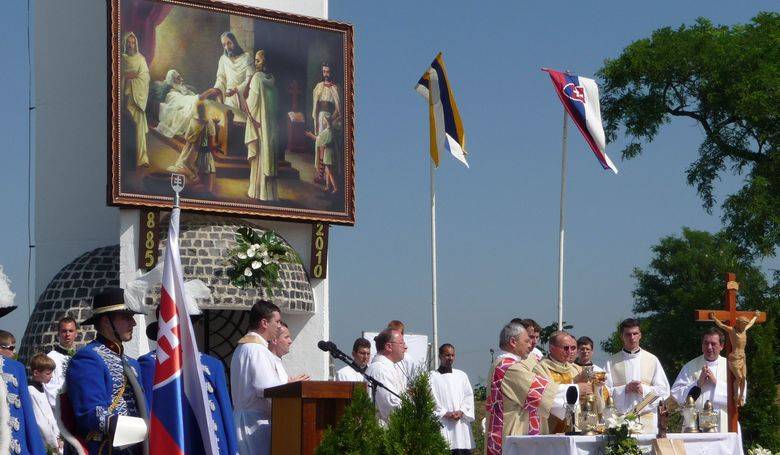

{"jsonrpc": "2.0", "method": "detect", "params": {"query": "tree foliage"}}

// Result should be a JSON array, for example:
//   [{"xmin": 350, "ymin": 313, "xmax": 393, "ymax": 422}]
[
  {"xmin": 602, "ymin": 228, "xmax": 779, "ymax": 449},
  {"xmin": 383, "ymin": 372, "xmax": 449, "ymax": 455},
  {"xmin": 316, "ymin": 386, "xmax": 385, "ymax": 455},
  {"xmin": 598, "ymin": 13, "xmax": 780, "ymax": 256}
]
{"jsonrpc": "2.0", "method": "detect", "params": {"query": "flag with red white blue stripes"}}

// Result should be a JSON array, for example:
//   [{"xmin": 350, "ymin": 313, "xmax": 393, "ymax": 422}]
[
  {"xmin": 149, "ymin": 207, "xmax": 218, "ymax": 454},
  {"xmin": 543, "ymin": 68, "xmax": 618, "ymax": 174}
]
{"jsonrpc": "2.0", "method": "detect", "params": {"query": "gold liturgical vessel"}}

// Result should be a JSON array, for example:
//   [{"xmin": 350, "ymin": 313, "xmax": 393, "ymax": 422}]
[
  {"xmin": 579, "ymin": 396, "xmax": 599, "ymax": 435},
  {"xmin": 682, "ymin": 396, "xmax": 700, "ymax": 433},
  {"xmin": 698, "ymin": 400, "xmax": 719, "ymax": 432}
]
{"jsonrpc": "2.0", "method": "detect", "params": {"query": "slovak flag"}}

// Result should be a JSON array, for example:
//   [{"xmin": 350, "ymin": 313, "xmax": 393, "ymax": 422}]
[
  {"xmin": 150, "ymin": 207, "xmax": 219, "ymax": 454},
  {"xmin": 543, "ymin": 68, "xmax": 618, "ymax": 174}
]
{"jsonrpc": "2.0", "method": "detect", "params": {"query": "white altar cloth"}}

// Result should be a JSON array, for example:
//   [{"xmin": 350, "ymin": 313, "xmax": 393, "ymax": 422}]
[{"xmin": 504, "ymin": 432, "xmax": 743, "ymax": 455}]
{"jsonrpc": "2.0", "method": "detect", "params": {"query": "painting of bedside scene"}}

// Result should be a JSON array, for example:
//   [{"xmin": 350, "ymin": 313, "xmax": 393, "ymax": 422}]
[{"xmin": 111, "ymin": 0, "xmax": 354, "ymax": 224}]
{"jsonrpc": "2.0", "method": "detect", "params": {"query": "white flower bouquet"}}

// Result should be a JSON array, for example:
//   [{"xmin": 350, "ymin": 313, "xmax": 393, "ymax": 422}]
[{"xmin": 226, "ymin": 227, "xmax": 300, "ymax": 292}]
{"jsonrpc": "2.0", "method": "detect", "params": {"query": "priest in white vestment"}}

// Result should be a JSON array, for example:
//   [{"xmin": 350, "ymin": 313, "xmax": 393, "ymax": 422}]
[
  {"xmin": 122, "ymin": 32, "xmax": 150, "ymax": 167},
  {"xmin": 230, "ymin": 301, "xmax": 285, "ymax": 455},
  {"xmin": 430, "ymin": 344, "xmax": 474, "ymax": 454},
  {"xmin": 242, "ymin": 50, "xmax": 278, "ymax": 201},
  {"xmin": 44, "ymin": 317, "xmax": 78, "ymax": 407},
  {"xmin": 335, "ymin": 337, "xmax": 371, "ymax": 382},
  {"xmin": 269, "ymin": 322, "xmax": 310, "ymax": 384},
  {"xmin": 605, "ymin": 319, "xmax": 670, "ymax": 434},
  {"xmin": 364, "ymin": 329, "xmax": 407, "ymax": 425},
  {"xmin": 203, "ymin": 31, "xmax": 254, "ymax": 111},
  {"xmin": 485, "ymin": 322, "xmax": 526, "ymax": 455},
  {"xmin": 311, "ymin": 62, "xmax": 341, "ymax": 180},
  {"xmin": 671, "ymin": 327, "xmax": 738, "ymax": 432}
]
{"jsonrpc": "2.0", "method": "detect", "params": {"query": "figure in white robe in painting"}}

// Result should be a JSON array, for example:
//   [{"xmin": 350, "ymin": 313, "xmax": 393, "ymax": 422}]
[
  {"xmin": 605, "ymin": 320, "xmax": 670, "ymax": 434},
  {"xmin": 671, "ymin": 328, "xmax": 739, "ymax": 432},
  {"xmin": 155, "ymin": 69, "xmax": 198, "ymax": 138},
  {"xmin": 430, "ymin": 344, "xmax": 474, "ymax": 454},
  {"xmin": 200, "ymin": 31, "xmax": 254, "ymax": 112},
  {"xmin": 122, "ymin": 32, "xmax": 150, "ymax": 167},
  {"xmin": 230, "ymin": 301, "xmax": 284, "ymax": 455},
  {"xmin": 242, "ymin": 50, "xmax": 278, "ymax": 201}
]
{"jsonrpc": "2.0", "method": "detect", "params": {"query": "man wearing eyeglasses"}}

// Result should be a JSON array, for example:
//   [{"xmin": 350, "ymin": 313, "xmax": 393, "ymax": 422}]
[
  {"xmin": 364, "ymin": 328, "xmax": 406, "ymax": 425},
  {"xmin": 0, "ymin": 329, "xmax": 16, "ymax": 358},
  {"xmin": 533, "ymin": 331, "xmax": 593, "ymax": 433}
]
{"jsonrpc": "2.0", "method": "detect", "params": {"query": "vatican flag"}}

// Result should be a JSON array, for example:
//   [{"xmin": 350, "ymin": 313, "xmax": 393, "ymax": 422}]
[{"xmin": 415, "ymin": 53, "xmax": 468, "ymax": 168}]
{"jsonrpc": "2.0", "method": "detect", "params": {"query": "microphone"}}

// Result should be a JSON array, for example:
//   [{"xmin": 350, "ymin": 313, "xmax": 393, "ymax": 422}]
[
  {"xmin": 688, "ymin": 385, "xmax": 702, "ymax": 402},
  {"xmin": 564, "ymin": 385, "xmax": 580, "ymax": 435},
  {"xmin": 317, "ymin": 340, "xmax": 333, "ymax": 352},
  {"xmin": 566, "ymin": 386, "xmax": 579, "ymax": 405}
]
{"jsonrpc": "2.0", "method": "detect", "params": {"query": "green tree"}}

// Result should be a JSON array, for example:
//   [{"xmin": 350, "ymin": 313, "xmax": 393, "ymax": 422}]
[
  {"xmin": 602, "ymin": 228, "xmax": 779, "ymax": 449},
  {"xmin": 598, "ymin": 13, "xmax": 780, "ymax": 257},
  {"xmin": 383, "ymin": 372, "xmax": 449, "ymax": 455},
  {"xmin": 316, "ymin": 386, "xmax": 385, "ymax": 455}
]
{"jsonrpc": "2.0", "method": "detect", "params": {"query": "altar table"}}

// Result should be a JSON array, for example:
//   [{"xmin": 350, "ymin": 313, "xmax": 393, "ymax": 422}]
[{"xmin": 504, "ymin": 432, "xmax": 743, "ymax": 455}]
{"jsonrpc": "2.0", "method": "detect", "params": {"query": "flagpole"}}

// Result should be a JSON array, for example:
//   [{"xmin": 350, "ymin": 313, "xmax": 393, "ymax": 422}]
[
  {"xmin": 430, "ymin": 160, "xmax": 439, "ymax": 369},
  {"xmin": 557, "ymin": 108, "xmax": 569, "ymax": 331}
]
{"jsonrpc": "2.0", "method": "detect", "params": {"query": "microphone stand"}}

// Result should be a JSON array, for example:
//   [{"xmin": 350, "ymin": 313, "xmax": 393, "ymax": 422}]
[{"xmin": 325, "ymin": 345, "xmax": 402, "ymax": 402}]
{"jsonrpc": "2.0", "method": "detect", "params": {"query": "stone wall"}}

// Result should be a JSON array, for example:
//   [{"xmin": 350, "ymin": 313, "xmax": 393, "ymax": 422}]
[{"xmin": 19, "ymin": 214, "xmax": 314, "ymax": 363}]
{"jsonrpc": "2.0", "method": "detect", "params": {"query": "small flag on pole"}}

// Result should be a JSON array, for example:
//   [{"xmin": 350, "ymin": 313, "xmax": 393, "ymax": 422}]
[
  {"xmin": 543, "ymin": 68, "xmax": 618, "ymax": 174},
  {"xmin": 149, "ymin": 207, "xmax": 219, "ymax": 454},
  {"xmin": 416, "ymin": 53, "xmax": 468, "ymax": 168}
]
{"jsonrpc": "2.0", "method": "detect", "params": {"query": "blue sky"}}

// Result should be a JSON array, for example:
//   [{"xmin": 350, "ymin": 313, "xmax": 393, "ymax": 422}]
[{"xmin": 1, "ymin": 0, "xmax": 777, "ymax": 382}]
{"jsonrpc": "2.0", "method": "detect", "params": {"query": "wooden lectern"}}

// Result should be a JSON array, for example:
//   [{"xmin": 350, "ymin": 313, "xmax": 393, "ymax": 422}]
[{"xmin": 265, "ymin": 381, "xmax": 365, "ymax": 455}]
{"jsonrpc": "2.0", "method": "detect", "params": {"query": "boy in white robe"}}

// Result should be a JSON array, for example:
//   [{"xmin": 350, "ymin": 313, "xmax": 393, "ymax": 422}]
[
  {"xmin": 430, "ymin": 344, "xmax": 474, "ymax": 454},
  {"xmin": 44, "ymin": 316, "xmax": 78, "ymax": 407},
  {"xmin": 671, "ymin": 327, "xmax": 737, "ymax": 432},
  {"xmin": 230, "ymin": 300, "xmax": 284, "ymax": 455},
  {"xmin": 605, "ymin": 318, "xmax": 670, "ymax": 434},
  {"xmin": 335, "ymin": 337, "xmax": 371, "ymax": 382},
  {"xmin": 28, "ymin": 353, "xmax": 62, "ymax": 453}
]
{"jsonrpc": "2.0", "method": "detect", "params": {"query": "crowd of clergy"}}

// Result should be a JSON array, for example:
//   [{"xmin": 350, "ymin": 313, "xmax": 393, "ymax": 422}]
[{"xmin": 0, "ymin": 289, "xmax": 737, "ymax": 455}]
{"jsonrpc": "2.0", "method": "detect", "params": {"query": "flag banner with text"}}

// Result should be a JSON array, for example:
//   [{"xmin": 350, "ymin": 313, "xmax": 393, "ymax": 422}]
[
  {"xmin": 543, "ymin": 68, "xmax": 618, "ymax": 174},
  {"xmin": 149, "ymin": 207, "xmax": 218, "ymax": 454},
  {"xmin": 416, "ymin": 53, "xmax": 468, "ymax": 168}
]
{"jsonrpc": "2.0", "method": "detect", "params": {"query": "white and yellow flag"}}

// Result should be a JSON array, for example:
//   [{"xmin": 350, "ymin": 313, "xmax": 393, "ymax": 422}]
[{"xmin": 415, "ymin": 53, "xmax": 468, "ymax": 168}]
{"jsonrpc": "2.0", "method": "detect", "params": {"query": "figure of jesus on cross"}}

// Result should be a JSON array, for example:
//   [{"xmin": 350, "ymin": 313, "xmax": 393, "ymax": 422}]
[{"xmin": 695, "ymin": 272, "xmax": 766, "ymax": 432}]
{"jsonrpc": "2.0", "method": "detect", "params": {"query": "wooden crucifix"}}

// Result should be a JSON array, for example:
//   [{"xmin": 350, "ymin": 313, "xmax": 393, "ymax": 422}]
[{"xmin": 694, "ymin": 272, "xmax": 766, "ymax": 432}]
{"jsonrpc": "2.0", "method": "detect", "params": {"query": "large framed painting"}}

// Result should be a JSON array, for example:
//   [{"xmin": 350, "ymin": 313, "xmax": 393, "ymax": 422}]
[{"xmin": 109, "ymin": 0, "xmax": 355, "ymax": 225}]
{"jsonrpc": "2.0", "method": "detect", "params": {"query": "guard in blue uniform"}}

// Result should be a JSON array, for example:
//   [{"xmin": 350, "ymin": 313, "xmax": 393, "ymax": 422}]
[
  {"xmin": 139, "ymin": 307, "xmax": 238, "ymax": 455},
  {"xmin": 0, "ymin": 292, "xmax": 46, "ymax": 455},
  {"xmin": 65, "ymin": 288, "xmax": 148, "ymax": 455}
]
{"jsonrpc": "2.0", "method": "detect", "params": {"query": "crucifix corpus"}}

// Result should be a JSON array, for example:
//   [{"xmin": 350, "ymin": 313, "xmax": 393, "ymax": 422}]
[{"xmin": 694, "ymin": 272, "xmax": 766, "ymax": 432}]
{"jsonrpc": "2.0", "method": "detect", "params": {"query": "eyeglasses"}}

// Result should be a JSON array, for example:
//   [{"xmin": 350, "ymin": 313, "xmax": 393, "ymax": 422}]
[
  {"xmin": 0, "ymin": 345, "xmax": 15, "ymax": 351},
  {"xmin": 554, "ymin": 345, "xmax": 577, "ymax": 351}
]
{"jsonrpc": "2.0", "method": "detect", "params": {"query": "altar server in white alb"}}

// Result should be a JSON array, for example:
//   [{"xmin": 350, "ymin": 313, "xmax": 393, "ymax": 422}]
[
  {"xmin": 605, "ymin": 318, "xmax": 670, "ymax": 434},
  {"xmin": 268, "ymin": 321, "xmax": 310, "ymax": 384},
  {"xmin": 671, "ymin": 327, "xmax": 737, "ymax": 432},
  {"xmin": 364, "ymin": 328, "xmax": 407, "ymax": 425},
  {"xmin": 429, "ymin": 343, "xmax": 474, "ymax": 454},
  {"xmin": 230, "ymin": 300, "xmax": 285, "ymax": 455},
  {"xmin": 44, "ymin": 316, "xmax": 78, "ymax": 407},
  {"xmin": 335, "ymin": 337, "xmax": 371, "ymax": 382}
]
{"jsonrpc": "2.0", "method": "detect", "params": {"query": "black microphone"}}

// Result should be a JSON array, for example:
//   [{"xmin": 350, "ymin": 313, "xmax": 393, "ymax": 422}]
[
  {"xmin": 566, "ymin": 385, "xmax": 579, "ymax": 405},
  {"xmin": 317, "ymin": 340, "xmax": 333, "ymax": 352},
  {"xmin": 688, "ymin": 385, "xmax": 702, "ymax": 402}
]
